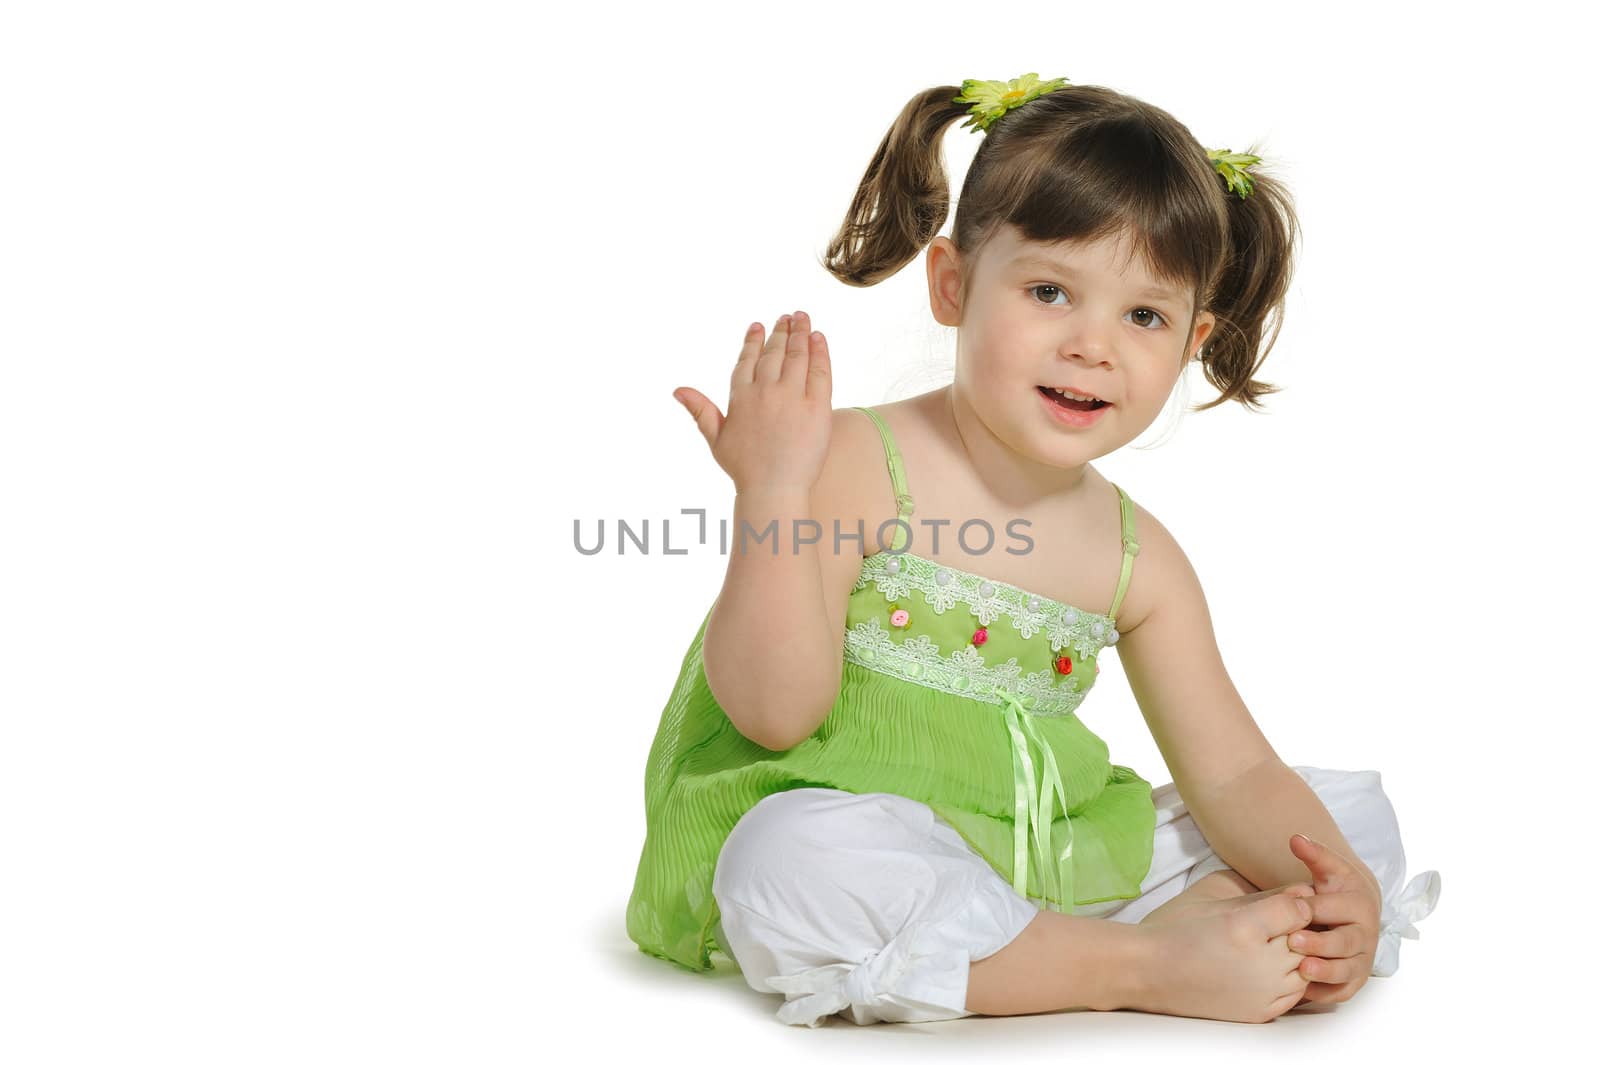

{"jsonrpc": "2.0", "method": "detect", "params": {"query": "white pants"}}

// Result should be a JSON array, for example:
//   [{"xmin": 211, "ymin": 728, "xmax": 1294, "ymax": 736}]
[{"xmin": 711, "ymin": 765, "xmax": 1441, "ymax": 1027}]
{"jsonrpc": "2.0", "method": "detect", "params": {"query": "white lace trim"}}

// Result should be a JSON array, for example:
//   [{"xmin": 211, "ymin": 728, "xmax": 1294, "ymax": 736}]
[
  {"xmin": 854, "ymin": 550, "xmax": 1116, "ymax": 660},
  {"xmin": 843, "ymin": 616, "xmax": 1088, "ymax": 717}
]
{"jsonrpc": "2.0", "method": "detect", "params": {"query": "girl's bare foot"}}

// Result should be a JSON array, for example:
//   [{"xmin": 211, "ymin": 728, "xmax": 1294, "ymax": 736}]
[
  {"xmin": 1130, "ymin": 892, "xmax": 1315, "ymax": 1023},
  {"xmin": 1140, "ymin": 870, "xmax": 1315, "ymax": 928}
]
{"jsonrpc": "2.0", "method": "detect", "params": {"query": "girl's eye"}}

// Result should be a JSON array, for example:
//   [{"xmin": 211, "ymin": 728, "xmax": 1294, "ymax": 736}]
[{"xmin": 1028, "ymin": 285, "xmax": 1167, "ymax": 330}]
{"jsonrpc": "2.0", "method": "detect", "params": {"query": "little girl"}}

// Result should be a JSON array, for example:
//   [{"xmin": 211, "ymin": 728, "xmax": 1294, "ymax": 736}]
[{"xmin": 627, "ymin": 74, "xmax": 1440, "ymax": 1028}]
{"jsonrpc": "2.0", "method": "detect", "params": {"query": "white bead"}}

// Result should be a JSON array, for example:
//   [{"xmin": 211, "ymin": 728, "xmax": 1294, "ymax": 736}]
[
  {"xmin": 1105, "ymin": 628, "xmax": 1119, "ymax": 645},
  {"xmin": 1064, "ymin": 608, "xmax": 1077, "ymax": 623},
  {"xmin": 1092, "ymin": 621, "xmax": 1104, "ymax": 637},
  {"xmin": 1027, "ymin": 596, "xmax": 1040, "ymax": 611},
  {"xmin": 885, "ymin": 556, "xmax": 900, "ymax": 574},
  {"xmin": 979, "ymin": 581, "xmax": 994, "ymax": 598},
  {"xmin": 935, "ymin": 569, "xmax": 951, "ymax": 586}
]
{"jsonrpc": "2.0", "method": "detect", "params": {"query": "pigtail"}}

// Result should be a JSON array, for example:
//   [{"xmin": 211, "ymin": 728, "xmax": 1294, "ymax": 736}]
[
  {"xmin": 819, "ymin": 87, "xmax": 972, "ymax": 287},
  {"xmin": 1191, "ymin": 151, "xmax": 1302, "ymax": 413}
]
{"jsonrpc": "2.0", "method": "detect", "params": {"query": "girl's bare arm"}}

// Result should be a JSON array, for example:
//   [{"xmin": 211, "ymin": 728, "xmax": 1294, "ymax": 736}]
[
  {"xmin": 703, "ymin": 487, "xmax": 843, "ymax": 750},
  {"xmin": 676, "ymin": 313, "xmax": 861, "ymax": 750}
]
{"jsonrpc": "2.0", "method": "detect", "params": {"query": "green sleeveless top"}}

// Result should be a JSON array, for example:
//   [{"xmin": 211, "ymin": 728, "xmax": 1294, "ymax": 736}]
[{"xmin": 626, "ymin": 406, "xmax": 1156, "ymax": 973}]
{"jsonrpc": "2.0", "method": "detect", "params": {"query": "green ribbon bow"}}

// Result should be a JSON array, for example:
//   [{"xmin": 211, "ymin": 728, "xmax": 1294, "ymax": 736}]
[{"xmin": 994, "ymin": 685, "xmax": 1077, "ymax": 914}]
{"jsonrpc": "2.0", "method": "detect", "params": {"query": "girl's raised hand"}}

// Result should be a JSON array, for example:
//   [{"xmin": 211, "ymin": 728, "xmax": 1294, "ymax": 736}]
[{"xmin": 673, "ymin": 311, "xmax": 833, "ymax": 496}]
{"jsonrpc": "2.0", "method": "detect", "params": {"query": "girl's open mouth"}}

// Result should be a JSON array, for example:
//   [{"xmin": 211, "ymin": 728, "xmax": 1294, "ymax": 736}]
[
  {"xmin": 1038, "ymin": 385, "xmax": 1111, "ymax": 428},
  {"xmin": 1037, "ymin": 385, "xmax": 1109, "ymax": 412}
]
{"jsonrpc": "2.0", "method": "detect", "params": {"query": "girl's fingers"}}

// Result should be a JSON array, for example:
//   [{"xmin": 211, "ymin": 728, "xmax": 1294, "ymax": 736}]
[
  {"xmin": 1299, "ymin": 889, "xmax": 1373, "ymax": 927},
  {"xmin": 752, "ymin": 312, "xmax": 792, "ymax": 384},
  {"xmin": 785, "ymin": 309, "xmax": 811, "ymax": 359},
  {"xmin": 1297, "ymin": 978, "xmax": 1358, "ymax": 1005},
  {"xmin": 805, "ymin": 330, "xmax": 830, "ymax": 400},
  {"xmin": 1289, "ymin": 923, "xmax": 1362, "ymax": 960},
  {"xmin": 778, "ymin": 311, "xmax": 815, "ymax": 388},
  {"xmin": 672, "ymin": 386, "xmax": 724, "ymax": 448},
  {"xmin": 759, "ymin": 310, "xmax": 805, "ymax": 383},
  {"xmin": 736, "ymin": 315, "xmax": 787, "ymax": 387},
  {"xmin": 1298, "ymin": 952, "xmax": 1365, "ymax": 988},
  {"xmin": 1292, "ymin": 913, "xmax": 1373, "ymax": 986},
  {"xmin": 732, "ymin": 321, "xmax": 765, "ymax": 386},
  {"xmin": 1290, "ymin": 834, "xmax": 1361, "ymax": 891}
]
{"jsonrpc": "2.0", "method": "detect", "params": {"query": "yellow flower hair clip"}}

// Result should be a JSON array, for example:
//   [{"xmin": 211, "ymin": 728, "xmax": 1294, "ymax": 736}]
[
  {"xmin": 954, "ymin": 72, "xmax": 1263, "ymax": 200},
  {"xmin": 952, "ymin": 73, "xmax": 1071, "ymax": 133},
  {"xmin": 1207, "ymin": 148, "xmax": 1262, "ymax": 200}
]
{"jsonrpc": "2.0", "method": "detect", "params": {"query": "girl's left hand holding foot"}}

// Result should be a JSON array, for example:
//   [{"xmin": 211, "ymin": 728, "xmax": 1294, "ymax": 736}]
[{"xmin": 1286, "ymin": 833, "xmax": 1382, "ymax": 1006}]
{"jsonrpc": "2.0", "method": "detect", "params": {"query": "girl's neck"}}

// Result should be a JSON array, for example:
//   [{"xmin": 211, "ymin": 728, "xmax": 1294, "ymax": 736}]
[{"xmin": 935, "ymin": 384, "xmax": 1093, "ymax": 507}]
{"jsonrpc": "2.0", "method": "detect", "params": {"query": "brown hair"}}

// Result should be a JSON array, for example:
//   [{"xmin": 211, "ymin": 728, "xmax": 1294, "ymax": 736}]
[{"xmin": 818, "ymin": 82, "xmax": 1300, "ymax": 412}]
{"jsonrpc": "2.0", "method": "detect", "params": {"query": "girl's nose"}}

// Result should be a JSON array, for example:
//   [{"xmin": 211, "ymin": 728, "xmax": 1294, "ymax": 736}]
[{"xmin": 1057, "ymin": 318, "xmax": 1115, "ymax": 362}]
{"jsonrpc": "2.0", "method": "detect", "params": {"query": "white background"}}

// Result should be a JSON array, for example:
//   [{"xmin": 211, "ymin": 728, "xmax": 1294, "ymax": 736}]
[{"xmin": 3, "ymin": 1, "xmax": 1591, "ymax": 1061}]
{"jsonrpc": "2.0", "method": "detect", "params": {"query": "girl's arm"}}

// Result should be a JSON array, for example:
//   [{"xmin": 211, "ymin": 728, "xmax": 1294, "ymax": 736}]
[
  {"xmin": 1114, "ymin": 506, "xmax": 1280, "ymax": 806},
  {"xmin": 1116, "ymin": 507, "xmax": 1381, "ymax": 896},
  {"xmin": 704, "ymin": 488, "xmax": 839, "ymax": 749},
  {"xmin": 702, "ymin": 409, "xmax": 873, "ymax": 751}
]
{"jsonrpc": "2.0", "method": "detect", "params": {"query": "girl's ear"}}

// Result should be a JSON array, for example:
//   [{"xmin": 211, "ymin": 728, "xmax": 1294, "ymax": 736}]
[
  {"xmin": 1186, "ymin": 310, "xmax": 1217, "ymax": 365},
  {"xmin": 926, "ymin": 236, "xmax": 964, "ymax": 327}
]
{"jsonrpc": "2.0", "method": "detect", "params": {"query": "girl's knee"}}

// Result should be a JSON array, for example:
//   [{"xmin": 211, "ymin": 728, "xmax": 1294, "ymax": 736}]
[
  {"xmin": 1293, "ymin": 766, "xmax": 1393, "ymax": 822},
  {"xmin": 714, "ymin": 788, "xmax": 838, "ymax": 912},
  {"xmin": 709, "ymin": 789, "xmax": 944, "ymax": 999},
  {"xmin": 709, "ymin": 788, "xmax": 1030, "ymax": 1025},
  {"xmin": 713, "ymin": 788, "xmax": 905, "ymax": 915}
]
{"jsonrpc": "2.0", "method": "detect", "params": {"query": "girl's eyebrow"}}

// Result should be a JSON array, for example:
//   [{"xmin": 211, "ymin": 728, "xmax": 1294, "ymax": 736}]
[{"xmin": 1012, "ymin": 254, "xmax": 1185, "ymax": 304}]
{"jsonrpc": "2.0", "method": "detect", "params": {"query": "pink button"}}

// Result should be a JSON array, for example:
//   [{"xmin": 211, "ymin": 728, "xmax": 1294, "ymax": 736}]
[{"xmin": 889, "ymin": 609, "xmax": 910, "ymax": 628}]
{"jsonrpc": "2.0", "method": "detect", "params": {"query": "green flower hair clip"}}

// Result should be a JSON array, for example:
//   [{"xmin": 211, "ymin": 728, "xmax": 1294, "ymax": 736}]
[
  {"xmin": 953, "ymin": 72, "xmax": 1263, "ymax": 201},
  {"xmin": 1207, "ymin": 148, "xmax": 1262, "ymax": 200},
  {"xmin": 953, "ymin": 73, "xmax": 1071, "ymax": 133}
]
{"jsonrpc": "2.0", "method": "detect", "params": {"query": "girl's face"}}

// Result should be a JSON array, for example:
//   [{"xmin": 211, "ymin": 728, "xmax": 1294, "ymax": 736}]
[{"xmin": 928, "ymin": 223, "xmax": 1215, "ymax": 469}]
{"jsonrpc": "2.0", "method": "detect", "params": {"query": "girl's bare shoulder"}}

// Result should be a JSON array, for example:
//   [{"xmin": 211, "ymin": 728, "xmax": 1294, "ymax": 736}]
[
  {"xmin": 1110, "ymin": 494, "xmax": 1186, "ymax": 634},
  {"xmin": 810, "ymin": 406, "xmax": 901, "ymax": 556}
]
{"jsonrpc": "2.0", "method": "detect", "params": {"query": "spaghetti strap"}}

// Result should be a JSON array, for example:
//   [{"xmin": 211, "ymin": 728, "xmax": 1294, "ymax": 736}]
[
  {"xmin": 850, "ymin": 407, "xmax": 916, "ymax": 552},
  {"xmin": 1105, "ymin": 482, "xmax": 1140, "ymax": 626}
]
